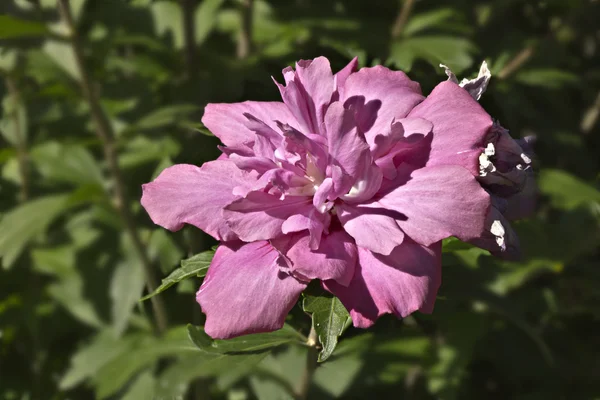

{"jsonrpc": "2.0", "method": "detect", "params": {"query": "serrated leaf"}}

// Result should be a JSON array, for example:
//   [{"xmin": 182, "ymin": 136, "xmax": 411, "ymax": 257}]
[
  {"xmin": 303, "ymin": 289, "xmax": 351, "ymax": 362},
  {"xmin": 0, "ymin": 15, "xmax": 48, "ymax": 39},
  {"xmin": 147, "ymin": 229, "xmax": 183, "ymax": 274},
  {"xmin": 187, "ymin": 323, "xmax": 305, "ymax": 354},
  {"xmin": 0, "ymin": 194, "xmax": 72, "ymax": 269},
  {"xmin": 141, "ymin": 250, "xmax": 214, "ymax": 301}
]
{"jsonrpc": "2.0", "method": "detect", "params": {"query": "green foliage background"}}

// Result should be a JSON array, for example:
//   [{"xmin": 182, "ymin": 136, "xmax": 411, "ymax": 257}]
[{"xmin": 0, "ymin": 0, "xmax": 599, "ymax": 399}]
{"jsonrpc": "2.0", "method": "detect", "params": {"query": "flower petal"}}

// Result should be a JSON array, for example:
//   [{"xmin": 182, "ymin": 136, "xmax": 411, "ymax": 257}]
[
  {"xmin": 325, "ymin": 241, "xmax": 441, "ymax": 328},
  {"xmin": 197, "ymin": 241, "xmax": 307, "ymax": 339},
  {"xmin": 275, "ymin": 57, "xmax": 334, "ymax": 135},
  {"xmin": 141, "ymin": 161, "xmax": 256, "ymax": 241},
  {"xmin": 336, "ymin": 202, "xmax": 405, "ymax": 256},
  {"xmin": 333, "ymin": 57, "xmax": 359, "ymax": 100},
  {"xmin": 342, "ymin": 65, "xmax": 424, "ymax": 147},
  {"xmin": 408, "ymin": 81, "xmax": 493, "ymax": 175},
  {"xmin": 202, "ymin": 101, "xmax": 299, "ymax": 148},
  {"xmin": 325, "ymin": 101, "xmax": 371, "ymax": 186},
  {"xmin": 377, "ymin": 164, "xmax": 490, "ymax": 245},
  {"xmin": 469, "ymin": 206, "xmax": 520, "ymax": 260},
  {"xmin": 223, "ymin": 192, "xmax": 314, "ymax": 241},
  {"xmin": 272, "ymin": 228, "xmax": 357, "ymax": 286}
]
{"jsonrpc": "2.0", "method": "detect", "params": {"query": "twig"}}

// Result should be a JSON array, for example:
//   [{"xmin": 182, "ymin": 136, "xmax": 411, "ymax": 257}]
[
  {"xmin": 391, "ymin": 0, "xmax": 415, "ymax": 38},
  {"xmin": 497, "ymin": 46, "xmax": 534, "ymax": 80},
  {"xmin": 57, "ymin": 0, "xmax": 168, "ymax": 334},
  {"xmin": 296, "ymin": 326, "xmax": 319, "ymax": 400},
  {"xmin": 581, "ymin": 90, "xmax": 600, "ymax": 134},
  {"xmin": 5, "ymin": 77, "xmax": 29, "ymax": 202},
  {"xmin": 180, "ymin": 0, "xmax": 197, "ymax": 80},
  {"xmin": 237, "ymin": 0, "xmax": 254, "ymax": 59}
]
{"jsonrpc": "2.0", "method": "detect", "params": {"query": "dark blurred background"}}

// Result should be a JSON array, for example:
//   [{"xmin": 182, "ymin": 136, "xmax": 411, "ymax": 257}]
[{"xmin": 0, "ymin": 0, "xmax": 599, "ymax": 399}]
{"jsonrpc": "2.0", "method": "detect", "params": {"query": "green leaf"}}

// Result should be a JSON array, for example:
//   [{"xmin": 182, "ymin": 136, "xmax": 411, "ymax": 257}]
[
  {"xmin": 155, "ymin": 352, "xmax": 269, "ymax": 397},
  {"xmin": 442, "ymin": 237, "xmax": 476, "ymax": 253},
  {"xmin": 30, "ymin": 142, "xmax": 104, "ymax": 186},
  {"xmin": 151, "ymin": 1, "xmax": 184, "ymax": 48},
  {"xmin": 515, "ymin": 69, "xmax": 578, "ymax": 89},
  {"xmin": 33, "ymin": 246, "xmax": 104, "ymax": 328},
  {"xmin": 131, "ymin": 104, "xmax": 199, "ymax": 131},
  {"xmin": 0, "ymin": 93, "xmax": 28, "ymax": 146},
  {"xmin": 187, "ymin": 323, "xmax": 305, "ymax": 354},
  {"xmin": 148, "ymin": 229, "xmax": 183, "ymax": 274},
  {"xmin": 118, "ymin": 136, "xmax": 181, "ymax": 169},
  {"xmin": 141, "ymin": 250, "xmax": 214, "ymax": 301},
  {"xmin": 0, "ymin": 194, "xmax": 72, "ymax": 269},
  {"xmin": 389, "ymin": 36, "xmax": 475, "ymax": 73},
  {"xmin": 121, "ymin": 370, "xmax": 156, "ymax": 400},
  {"xmin": 403, "ymin": 9, "xmax": 456, "ymax": 37},
  {"xmin": 539, "ymin": 169, "xmax": 600, "ymax": 210},
  {"xmin": 0, "ymin": 15, "xmax": 48, "ymax": 39},
  {"xmin": 195, "ymin": 0, "xmax": 226, "ymax": 45},
  {"xmin": 60, "ymin": 330, "xmax": 148, "ymax": 389},
  {"xmin": 110, "ymin": 235, "xmax": 146, "ymax": 336},
  {"xmin": 43, "ymin": 40, "xmax": 81, "ymax": 81},
  {"xmin": 93, "ymin": 326, "xmax": 199, "ymax": 398},
  {"xmin": 303, "ymin": 287, "xmax": 351, "ymax": 362}
]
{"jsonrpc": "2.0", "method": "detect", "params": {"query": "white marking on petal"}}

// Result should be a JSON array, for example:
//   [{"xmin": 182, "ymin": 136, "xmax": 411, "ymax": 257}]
[
  {"xmin": 490, "ymin": 220, "xmax": 506, "ymax": 251},
  {"xmin": 484, "ymin": 143, "xmax": 495, "ymax": 156},
  {"xmin": 521, "ymin": 153, "xmax": 532, "ymax": 164}
]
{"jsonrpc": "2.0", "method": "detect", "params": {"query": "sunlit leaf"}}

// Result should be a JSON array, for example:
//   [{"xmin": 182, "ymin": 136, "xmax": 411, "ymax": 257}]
[
  {"xmin": 539, "ymin": 169, "xmax": 600, "ymax": 210},
  {"xmin": 303, "ymin": 286, "xmax": 351, "ymax": 362},
  {"xmin": 0, "ymin": 194, "xmax": 72, "ymax": 269},
  {"xmin": 516, "ymin": 69, "xmax": 578, "ymax": 89},
  {"xmin": 187, "ymin": 323, "xmax": 305, "ymax": 354},
  {"xmin": 141, "ymin": 249, "xmax": 214, "ymax": 301},
  {"xmin": 0, "ymin": 15, "xmax": 48, "ymax": 39}
]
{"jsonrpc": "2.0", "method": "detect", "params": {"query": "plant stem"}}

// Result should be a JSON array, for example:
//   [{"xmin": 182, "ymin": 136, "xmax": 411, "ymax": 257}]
[
  {"xmin": 237, "ymin": 0, "xmax": 254, "ymax": 59},
  {"xmin": 296, "ymin": 326, "xmax": 319, "ymax": 400},
  {"xmin": 497, "ymin": 46, "xmax": 534, "ymax": 79},
  {"xmin": 56, "ymin": 0, "xmax": 168, "ymax": 334},
  {"xmin": 391, "ymin": 0, "xmax": 415, "ymax": 38},
  {"xmin": 180, "ymin": 0, "xmax": 197, "ymax": 80}
]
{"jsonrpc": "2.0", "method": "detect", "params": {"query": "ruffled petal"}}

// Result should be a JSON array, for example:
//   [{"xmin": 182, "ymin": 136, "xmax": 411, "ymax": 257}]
[
  {"xmin": 325, "ymin": 101, "xmax": 371, "ymax": 187},
  {"xmin": 332, "ymin": 57, "xmax": 359, "ymax": 101},
  {"xmin": 377, "ymin": 164, "xmax": 490, "ymax": 245},
  {"xmin": 408, "ymin": 81, "xmax": 493, "ymax": 175},
  {"xmin": 272, "ymin": 228, "xmax": 357, "ymax": 286},
  {"xmin": 325, "ymin": 241, "xmax": 441, "ymax": 328},
  {"xmin": 223, "ymin": 192, "xmax": 314, "ymax": 242},
  {"xmin": 342, "ymin": 65, "xmax": 424, "ymax": 147},
  {"xmin": 141, "ymin": 161, "xmax": 256, "ymax": 241},
  {"xmin": 274, "ymin": 57, "xmax": 334, "ymax": 135},
  {"xmin": 469, "ymin": 206, "xmax": 520, "ymax": 260},
  {"xmin": 202, "ymin": 101, "xmax": 299, "ymax": 148},
  {"xmin": 197, "ymin": 241, "xmax": 307, "ymax": 339},
  {"xmin": 336, "ymin": 202, "xmax": 405, "ymax": 256}
]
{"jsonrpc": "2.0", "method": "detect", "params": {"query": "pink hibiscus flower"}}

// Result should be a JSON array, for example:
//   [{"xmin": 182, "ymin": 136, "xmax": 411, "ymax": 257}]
[{"xmin": 141, "ymin": 57, "xmax": 534, "ymax": 339}]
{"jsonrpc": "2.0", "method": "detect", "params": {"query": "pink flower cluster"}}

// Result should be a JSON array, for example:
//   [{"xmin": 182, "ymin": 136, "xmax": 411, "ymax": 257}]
[{"xmin": 142, "ymin": 57, "xmax": 534, "ymax": 339}]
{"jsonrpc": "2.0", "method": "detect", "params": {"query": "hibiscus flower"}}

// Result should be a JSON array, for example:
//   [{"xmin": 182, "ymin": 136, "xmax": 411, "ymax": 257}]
[{"xmin": 141, "ymin": 57, "xmax": 534, "ymax": 339}]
